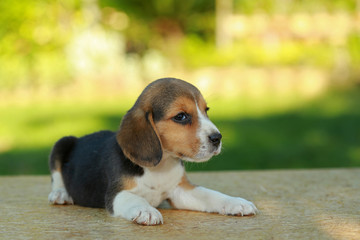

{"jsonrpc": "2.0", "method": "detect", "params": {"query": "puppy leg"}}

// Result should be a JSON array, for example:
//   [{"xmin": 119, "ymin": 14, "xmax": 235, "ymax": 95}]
[
  {"xmin": 48, "ymin": 171, "xmax": 73, "ymax": 205},
  {"xmin": 48, "ymin": 136, "xmax": 76, "ymax": 205},
  {"xmin": 169, "ymin": 185, "xmax": 258, "ymax": 216},
  {"xmin": 112, "ymin": 191, "xmax": 163, "ymax": 225}
]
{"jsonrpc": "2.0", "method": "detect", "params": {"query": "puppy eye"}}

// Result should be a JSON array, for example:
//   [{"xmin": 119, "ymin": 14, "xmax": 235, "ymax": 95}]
[
  {"xmin": 173, "ymin": 112, "xmax": 187, "ymax": 121},
  {"xmin": 172, "ymin": 112, "xmax": 191, "ymax": 124},
  {"xmin": 205, "ymin": 107, "xmax": 210, "ymax": 112}
]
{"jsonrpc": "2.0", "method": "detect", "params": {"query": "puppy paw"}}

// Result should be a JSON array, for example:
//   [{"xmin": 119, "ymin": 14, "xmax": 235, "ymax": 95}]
[
  {"xmin": 48, "ymin": 188, "xmax": 74, "ymax": 205},
  {"xmin": 220, "ymin": 197, "xmax": 258, "ymax": 216},
  {"xmin": 127, "ymin": 206, "xmax": 163, "ymax": 226}
]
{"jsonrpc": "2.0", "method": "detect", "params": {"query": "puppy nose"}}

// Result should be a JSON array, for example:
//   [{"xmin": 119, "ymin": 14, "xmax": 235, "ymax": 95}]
[{"xmin": 208, "ymin": 132, "xmax": 222, "ymax": 147}]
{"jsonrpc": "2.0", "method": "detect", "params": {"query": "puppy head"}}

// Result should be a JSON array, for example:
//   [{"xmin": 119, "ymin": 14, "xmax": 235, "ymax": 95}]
[{"xmin": 117, "ymin": 78, "xmax": 222, "ymax": 167}]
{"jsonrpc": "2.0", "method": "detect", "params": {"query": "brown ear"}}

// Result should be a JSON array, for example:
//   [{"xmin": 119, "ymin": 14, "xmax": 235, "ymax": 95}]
[{"xmin": 116, "ymin": 108, "xmax": 162, "ymax": 167}]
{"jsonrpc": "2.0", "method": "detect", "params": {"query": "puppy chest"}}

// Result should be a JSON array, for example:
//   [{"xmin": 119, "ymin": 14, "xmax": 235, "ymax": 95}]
[{"xmin": 132, "ymin": 168, "xmax": 183, "ymax": 206}]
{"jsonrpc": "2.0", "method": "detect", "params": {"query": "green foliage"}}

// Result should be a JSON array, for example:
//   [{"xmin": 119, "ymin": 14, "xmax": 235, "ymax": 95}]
[
  {"xmin": 347, "ymin": 33, "xmax": 360, "ymax": 65},
  {"xmin": 180, "ymin": 36, "xmax": 339, "ymax": 68},
  {"xmin": 0, "ymin": 0, "xmax": 80, "ymax": 88},
  {"xmin": 99, "ymin": 0, "xmax": 215, "ymax": 54},
  {"xmin": 99, "ymin": 0, "xmax": 214, "ymax": 23},
  {"xmin": 1, "ymin": 0, "xmax": 359, "ymax": 89},
  {"xmin": 234, "ymin": 0, "xmax": 357, "ymax": 14}
]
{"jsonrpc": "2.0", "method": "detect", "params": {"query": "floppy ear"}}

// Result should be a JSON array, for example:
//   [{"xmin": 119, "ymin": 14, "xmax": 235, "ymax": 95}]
[{"xmin": 116, "ymin": 108, "xmax": 162, "ymax": 167}]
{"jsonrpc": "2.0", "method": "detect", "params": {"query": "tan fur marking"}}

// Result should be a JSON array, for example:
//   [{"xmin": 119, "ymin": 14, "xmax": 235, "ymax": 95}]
[
  {"xmin": 178, "ymin": 174, "xmax": 196, "ymax": 190},
  {"xmin": 122, "ymin": 177, "xmax": 137, "ymax": 190},
  {"xmin": 54, "ymin": 160, "xmax": 61, "ymax": 172},
  {"xmin": 196, "ymin": 95, "xmax": 208, "ymax": 116},
  {"xmin": 155, "ymin": 96, "xmax": 200, "ymax": 159}
]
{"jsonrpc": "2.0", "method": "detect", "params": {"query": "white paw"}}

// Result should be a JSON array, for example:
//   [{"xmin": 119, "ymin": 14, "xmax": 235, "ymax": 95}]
[
  {"xmin": 220, "ymin": 197, "xmax": 258, "ymax": 216},
  {"xmin": 48, "ymin": 188, "xmax": 74, "ymax": 205},
  {"xmin": 126, "ymin": 206, "xmax": 163, "ymax": 226}
]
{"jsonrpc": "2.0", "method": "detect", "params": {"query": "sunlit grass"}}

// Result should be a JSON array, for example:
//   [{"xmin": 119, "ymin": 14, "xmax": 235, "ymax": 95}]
[
  {"xmin": 0, "ymin": 98, "xmax": 131, "ymax": 175},
  {"xmin": 0, "ymin": 99, "xmax": 130, "ymax": 150},
  {"xmin": 1, "ymin": 86, "xmax": 360, "ymax": 175}
]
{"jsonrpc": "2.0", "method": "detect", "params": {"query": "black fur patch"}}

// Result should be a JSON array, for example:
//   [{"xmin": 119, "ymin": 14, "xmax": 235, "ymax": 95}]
[{"xmin": 51, "ymin": 131, "xmax": 144, "ymax": 210}]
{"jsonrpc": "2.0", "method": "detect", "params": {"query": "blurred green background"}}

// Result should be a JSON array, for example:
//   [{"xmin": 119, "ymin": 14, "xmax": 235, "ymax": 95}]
[{"xmin": 1, "ymin": 0, "xmax": 360, "ymax": 175}]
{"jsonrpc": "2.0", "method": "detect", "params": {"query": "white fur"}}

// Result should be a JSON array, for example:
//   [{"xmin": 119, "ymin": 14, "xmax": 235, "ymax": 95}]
[
  {"xmin": 194, "ymin": 103, "xmax": 222, "ymax": 162},
  {"xmin": 48, "ymin": 171, "xmax": 73, "ymax": 205},
  {"xmin": 112, "ymin": 157, "xmax": 184, "ymax": 225},
  {"xmin": 169, "ymin": 186, "xmax": 258, "ymax": 216},
  {"xmin": 112, "ymin": 191, "xmax": 163, "ymax": 225},
  {"xmin": 112, "ymin": 153, "xmax": 258, "ymax": 225},
  {"xmin": 181, "ymin": 103, "xmax": 222, "ymax": 162},
  {"xmin": 130, "ymin": 157, "xmax": 184, "ymax": 206}
]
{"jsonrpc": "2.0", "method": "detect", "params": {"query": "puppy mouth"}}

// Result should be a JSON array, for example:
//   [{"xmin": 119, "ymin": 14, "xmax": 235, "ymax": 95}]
[
  {"xmin": 180, "ymin": 144, "xmax": 221, "ymax": 163},
  {"xmin": 206, "ymin": 142, "xmax": 222, "ymax": 156},
  {"xmin": 213, "ymin": 147, "xmax": 221, "ymax": 156}
]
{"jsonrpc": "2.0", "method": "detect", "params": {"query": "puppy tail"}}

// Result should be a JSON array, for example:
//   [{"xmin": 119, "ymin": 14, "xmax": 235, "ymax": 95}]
[{"xmin": 49, "ymin": 136, "xmax": 77, "ymax": 173}]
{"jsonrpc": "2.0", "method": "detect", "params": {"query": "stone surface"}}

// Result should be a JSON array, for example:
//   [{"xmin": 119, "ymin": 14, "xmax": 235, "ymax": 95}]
[{"xmin": 1, "ymin": 169, "xmax": 359, "ymax": 239}]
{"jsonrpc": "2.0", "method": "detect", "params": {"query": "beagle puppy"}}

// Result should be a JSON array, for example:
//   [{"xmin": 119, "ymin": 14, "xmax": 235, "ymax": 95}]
[{"xmin": 48, "ymin": 78, "xmax": 257, "ymax": 225}]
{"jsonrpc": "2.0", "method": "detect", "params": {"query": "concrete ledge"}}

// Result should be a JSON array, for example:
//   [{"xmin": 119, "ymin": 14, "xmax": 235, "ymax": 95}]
[{"xmin": 1, "ymin": 169, "xmax": 359, "ymax": 239}]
